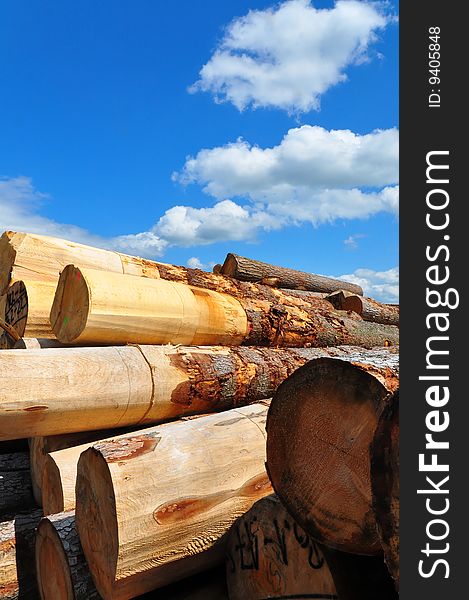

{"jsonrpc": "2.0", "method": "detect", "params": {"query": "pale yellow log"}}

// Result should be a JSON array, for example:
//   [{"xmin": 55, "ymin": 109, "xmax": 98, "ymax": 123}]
[
  {"xmin": 75, "ymin": 403, "xmax": 272, "ymax": 599},
  {"xmin": 6, "ymin": 279, "xmax": 57, "ymax": 339},
  {"xmin": 50, "ymin": 265, "xmax": 248, "ymax": 346},
  {"xmin": 0, "ymin": 344, "xmax": 392, "ymax": 441},
  {"xmin": 0, "ymin": 230, "xmax": 161, "ymax": 295},
  {"xmin": 14, "ymin": 338, "xmax": 64, "ymax": 349},
  {"xmin": 0, "ymin": 346, "xmax": 153, "ymax": 441}
]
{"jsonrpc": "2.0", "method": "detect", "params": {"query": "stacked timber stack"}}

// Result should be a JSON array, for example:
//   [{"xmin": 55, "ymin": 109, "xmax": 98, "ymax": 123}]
[{"xmin": 0, "ymin": 231, "xmax": 399, "ymax": 599}]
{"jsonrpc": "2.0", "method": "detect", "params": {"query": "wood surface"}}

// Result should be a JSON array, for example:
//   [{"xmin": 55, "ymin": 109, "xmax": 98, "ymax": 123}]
[
  {"xmin": 75, "ymin": 403, "xmax": 272, "ymax": 599},
  {"xmin": 266, "ymin": 352, "xmax": 399, "ymax": 555},
  {"xmin": 0, "ymin": 509, "xmax": 42, "ymax": 600},
  {"xmin": 0, "ymin": 231, "xmax": 161, "ymax": 296},
  {"xmin": 226, "ymin": 495, "xmax": 337, "ymax": 600},
  {"xmin": 327, "ymin": 292, "xmax": 400, "ymax": 327},
  {"xmin": 0, "ymin": 344, "xmax": 397, "ymax": 441},
  {"xmin": 371, "ymin": 391, "xmax": 399, "ymax": 589},
  {"xmin": 220, "ymin": 253, "xmax": 363, "ymax": 295}
]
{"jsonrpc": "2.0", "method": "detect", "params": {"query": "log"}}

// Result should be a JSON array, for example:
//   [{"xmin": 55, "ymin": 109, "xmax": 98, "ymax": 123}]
[
  {"xmin": 51, "ymin": 265, "xmax": 398, "ymax": 348},
  {"xmin": 266, "ymin": 353, "xmax": 399, "ymax": 555},
  {"xmin": 75, "ymin": 403, "xmax": 272, "ymax": 599},
  {"xmin": 371, "ymin": 391, "xmax": 399, "ymax": 588},
  {"xmin": 30, "ymin": 430, "xmax": 134, "ymax": 507},
  {"xmin": 5, "ymin": 281, "xmax": 57, "ymax": 340},
  {"xmin": 0, "ymin": 231, "xmax": 161, "ymax": 296},
  {"xmin": 0, "ymin": 453, "xmax": 29, "ymax": 472},
  {"xmin": 0, "ymin": 344, "xmax": 398, "ymax": 440},
  {"xmin": 36, "ymin": 511, "xmax": 99, "ymax": 600},
  {"xmin": 50, "ymin": 266, "xmax": 248, "ymax": 346},
  {"xmin": 0, "ymin": 470, "xmax": 35, "ymax": 516},
  {"xmin": 0, "ymin": 510, "xmax": 42, "ymax": 600},
  {"xmin": 226, "ymin": 495, "xmax": 337, "ymax": 600},
  {"xmin": 13, "ymin": 339, "xmax": 64, "ymax": 349},
  {"xmin": 327, "ymin": 292, "xmax": 400, "ymax": 327},
  {"xmin": 220, "ymin": 253, "xmax": 363, "ymax": 295},
  {"xmin": 321, "ymin": 547, "xmax": 398, "ymax": 600}
]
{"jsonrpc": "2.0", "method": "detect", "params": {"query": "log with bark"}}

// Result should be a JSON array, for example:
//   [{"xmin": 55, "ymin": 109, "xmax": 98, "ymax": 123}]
[
  {"xmin": 0, "ymin": 452, "xmax": 35, "ymax": 516},
  {"xmin": 0, "ymin": 509, "xmax": 42, "ymax": 600},
  {"xmin": 35, "ymin": 511, "xmax": 99, "ymax": 600},
  {"xmin": 266, "ymin": 353, "xmax": 399, "ymax": 555},
  {"xmin": 220, "ymin": 253, "xmax": 363, "ymax": 295},
  {"xmin": 75, "ymin": 403, "xmax": 272, "ymax": 599},
  {"xmin": 0, "ymin": 344, "xmax": 397, "ymax": 440},
  {"xmin": 326, "ymin": 292, "xmax": 399, "ymax": 327},
  {"xmin": 226, "ymin": 495, "xmax": 337, "ymax": 600},
  {"xmin": 0, "ymin": 231, "xmax": 161, "ymax": 296},
  {"xmin": 51, "ymin": 265, "xmax": 398, "ymax": 348},
  {"xmin": 321, "ymin": 547, "xmax": 398, "ymax": 600},
  {"xmin": 0, "ymin": 453, "xmax": 30, "ymax": 472},
  {"xmin": 371, "ymin": 391, "xmax": 399, "ymax": 588}
]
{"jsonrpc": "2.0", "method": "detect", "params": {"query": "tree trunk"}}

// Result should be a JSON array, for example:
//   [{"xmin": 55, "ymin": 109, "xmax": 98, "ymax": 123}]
[
  {"xmin": 321, "ymin": 547, "xmax": 398, "ymax": 600},
  {"xmin": 370, "ymin": 392, "xmax": 399, "ymax": 589},
  {"xmin": 220, "ymin": 253, "xmax": 363, "ymax": 295},
  {"xmin": 4, "ymin": 281, "xmax": 57, "ymax": 341},
  {"xmin": 35, "ymin": 511, "xmax": 99, "ymax": 600},
  {"xmin": 51, "ymin": 266, "xmax": 248, "ymax": 346},
  {"xmin": 75, "ymin": 403, "xmax": 272, "ymax": 599},
  {"xmin": 330, "ymin": 293, "xmax": 400, "ymax": 327},
  {"xmin": 0, "ymin": 509, "xmax": 42, "ymax": 600},
  {"xmin": 0, "ymin": 231, "xmax": 161, "ymax": 296},
  {"xmin": 266, "ymin": 353, "xmax": 399, "ymax": 555},
  {"xmin": 51, "ymin": 266, "xmax": 398, "ymax": 348},
  {"xmin": 226, "ymin": 495, "xmax": 337, "ymax": 600},
  {"xmin": 0, "ymin": 344, "xmax": 398, "ymax": 441},
  {"xmin": 0, "ymin": 471, "xmax": 35, "ymax": 516}
]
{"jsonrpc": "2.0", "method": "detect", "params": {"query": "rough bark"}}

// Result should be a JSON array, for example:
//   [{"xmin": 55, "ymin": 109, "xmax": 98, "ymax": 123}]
[
  {"xmin": 36, "ymin": 511, "xmax": 99, "ymax": 600},
  {"xmin": 220, "ymin": 253, "xmax": 363, "ymax": 295},
  {"xmin": 0, "ymin": 471, "xmax": 35, "ymax": 516},
  {"xmin": 0, "ymin": 231, "xmax": 161, "ymax": 296},
  {"xmin": 75, "ymin": 403, "xmax": 273, "ymax": 599},
  {"xmin": 52, "ymin": 265, "xmax": 398, "ymax": 348},
  {"xmin": 226, "ymin": 495, "xmax": 337, "ymax": 600},
  {"xmin": 0, "ymin": 453, "xmax": 29, "ymax": 472},
  {"xmin": 321, "ymin": 547, "xmax": 398, "ymax": 600},
  {"xmin": 331, "ymin": 294, "xmax": 400, "ymax": 327},
  {"xmin": 266, "ymin": 353, "xmax": 399, "ymax": 555},
  {"xmin": 0, "ymin": 344, "xmax": 397, "ymax": 440},
  {"xmin": 371, "ymin": 391, "xmax": 399, "ymax": 589},
  {"xmin": 0, "ymin": 509, "xmax": 42, "ymax": 600}
]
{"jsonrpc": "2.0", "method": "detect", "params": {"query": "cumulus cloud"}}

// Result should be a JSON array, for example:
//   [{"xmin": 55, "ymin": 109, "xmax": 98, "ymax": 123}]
[
  {"xmin": 190, "ymin": 0, "xmax": 389, "ymax": 113},
  {"xmin": 175, "ymin": 125, "xmax": 399, "ymax": 224},
  {"xmin": 187, "ymin": 257, "xmax": 216, "ymax": 271},
  {"xmin": 335, "ymin": 266, "xmax": 399, "ymax": 302}
]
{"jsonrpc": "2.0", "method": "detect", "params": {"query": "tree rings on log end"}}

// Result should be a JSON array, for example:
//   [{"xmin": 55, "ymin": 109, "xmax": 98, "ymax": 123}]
[{"xmin": 50, "ymin": 265, "xmax": 90, "ymax": 343}]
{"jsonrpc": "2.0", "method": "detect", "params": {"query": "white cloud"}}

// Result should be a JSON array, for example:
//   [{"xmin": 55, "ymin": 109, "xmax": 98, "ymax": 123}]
[
  {"xmin": 335, "ymin": 266, "xmax": 399, "ymax": 303},
  {"xmin": 344, "ymin": 233, "xmax": 366, "ymax": 250},
  {"xmin": 187, "ymin": 257, "xmax": 216, "ymax": 271},
  {"xmin": 190, "ymin": 0, "xmax": 389, "ymax": 113},
  {"xmin": 175, "ymin": 125, "xmax": 399, "ymax": 225}
]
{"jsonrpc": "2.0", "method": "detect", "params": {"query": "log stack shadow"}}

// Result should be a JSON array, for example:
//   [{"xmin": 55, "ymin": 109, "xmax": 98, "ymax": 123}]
[{"xmin": 0, "ymin": 231, "xmax": 399, "ymax": 599}]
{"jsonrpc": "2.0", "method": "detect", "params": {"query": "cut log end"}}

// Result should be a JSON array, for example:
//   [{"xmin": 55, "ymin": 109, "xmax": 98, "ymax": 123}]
[
  {"xmin": 75, "ymin": 447, "xmax": 118, "ymax": 599},
  {"xmin": 50, "ymin": 265, "xmax": 90, "ymax": 343},
  {"xmin": 41, "ymin": 456, "xmax": 65, "ymax": 516},
  {"xmin": 36, "ymin": 518, "xmax": 75, "ymax": 600},
  {"xmin": 266, "ymin": 357, "xmax": 398, "ymax": 555}
]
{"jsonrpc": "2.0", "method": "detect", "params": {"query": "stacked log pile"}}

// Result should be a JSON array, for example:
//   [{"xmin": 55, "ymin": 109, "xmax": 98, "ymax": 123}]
[{"xmin": 0, "ymin": 231, "xmax": 400, "ymax": 599}]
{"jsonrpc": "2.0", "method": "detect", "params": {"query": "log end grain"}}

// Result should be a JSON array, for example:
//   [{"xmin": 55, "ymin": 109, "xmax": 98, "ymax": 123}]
[
  {"xmin": 75, "ymin": 447, "xmax": 118, "ymax": 599},
  {"xmin": 266, "ymin": 357, "xmax": 398, "ymax": 555},
  {"xmin": 50, "ymin": 265, "xmax": 90, "ymax": 343},
  {"xmin": 41, "ymin": 455, "xmax": 65, "ymax": 516},
  {"xmin": 36, "ymin": 517, "xmax": 75, "ymax": 600}
]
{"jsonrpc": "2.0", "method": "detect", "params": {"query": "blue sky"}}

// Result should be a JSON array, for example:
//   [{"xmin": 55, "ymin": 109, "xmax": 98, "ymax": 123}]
[{"xmin": 0, "ymin": 0, "xmax": 398, "ymax": 300}]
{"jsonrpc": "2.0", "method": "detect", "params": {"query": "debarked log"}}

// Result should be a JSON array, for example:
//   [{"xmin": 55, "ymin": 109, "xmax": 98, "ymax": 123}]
[
  {"xmin": 75, "ymin": 403, "xmax": 272, "ymax": 599},
  {"xmin": 0, "ymin": 231, "xmax": 161, "ymax": 296},
  {"xmin": 226, "ymin": 495, "xmax": 337, "ymax": 600},
  {"xmin": 0, "ymin": 344, "xmax": 398, "ymax": 441},
  {"xmin": 220, "ymin": 253, "xmax": 363, "ymax": 295},
  {"xmin": 266, "ymin": 354, "xmax": 399, "ymax": 555},
  {"xmin": 50, "ymin": 266, "xmax": 398, "ymax": 348}
]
